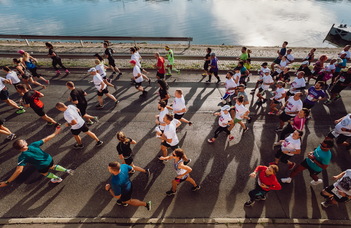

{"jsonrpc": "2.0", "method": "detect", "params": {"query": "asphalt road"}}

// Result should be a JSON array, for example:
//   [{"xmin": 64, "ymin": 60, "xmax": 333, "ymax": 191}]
[{"xmin": 0, "ymin": 69, "xmax": 350, "ymax": 222}]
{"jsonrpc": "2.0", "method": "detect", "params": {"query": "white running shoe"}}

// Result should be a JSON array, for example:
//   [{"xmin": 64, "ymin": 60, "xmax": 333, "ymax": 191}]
[
  {"xmin": 281, "ymin": 177, "xmax": 292, "ymax": 184},
  {"xmin": 51, "ymin": 177, "xmax": 63, "ymax": 183},
  {"xmin": 311, "ymin": 179, "xmax": 323, "ymax": 185}
]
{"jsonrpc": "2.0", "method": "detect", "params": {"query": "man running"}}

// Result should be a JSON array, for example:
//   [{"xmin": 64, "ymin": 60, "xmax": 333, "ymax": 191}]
[
  {"xmin": 0, "ymin": 127, "xmax": 73, "ymax": 187},
  {"xmin": 105, "ymin": 161, "xmax": 151, "ymax": 209},
  {"xmin": 165, "ymin": 46, "xmax": 180, "ymax": 76},
  {"xmin": 167, "ymin": 89, "xmax": 193, "ymax": 125},
  {"xmin": 155, "ymin": 101, "xmax": 169, "ymax": 137},
  {"xmin": 130, "ymin": 60, "xmax": 148, "ymax": 98},
  {"xmin": 207, "ymin": 105, "xmax": 235, "ymax": 143},
  {"xmin": 55, "ymin": 102, "xmax": 103, "ymax": 149},
  {"xmin": 154, "ymin": 52, "xmax": 166, "ymax": 79},
  {"xmin": 325, "ymin": 113, "xmax": 351, "ymax": 146},
  {"xmin": 0, "ymin": 77, "xmax": 25, "ymax": 114}
]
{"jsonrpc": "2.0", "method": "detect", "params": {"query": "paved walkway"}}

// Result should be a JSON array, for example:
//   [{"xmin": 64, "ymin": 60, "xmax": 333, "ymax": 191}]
[{"xmin": 0, "ymin": 70, "xmax": 350, "ymax": 226}]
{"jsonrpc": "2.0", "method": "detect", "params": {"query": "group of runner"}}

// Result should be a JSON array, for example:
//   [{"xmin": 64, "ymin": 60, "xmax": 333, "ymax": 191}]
[{"xmin": 0, "ymin": 41, "xmax": 351, "ymax": 211}]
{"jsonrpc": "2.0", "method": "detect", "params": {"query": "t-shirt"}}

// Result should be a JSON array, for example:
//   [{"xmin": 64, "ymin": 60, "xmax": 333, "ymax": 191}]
[
  {"xmin": 289, "ymin": 77, "xmax": 306, "ymax": 93},
  {"xmin": 159, "ymin": 87, "xmax": 168, "ymax": 100},
  {"xmin": 63, "ymin": 105, "xmax": 85, "ymax": 130},
  {"xmin": 334, "ymin": 169, "xmax": 351, "ymax": 196},
  {"xmin": 304, "ymin": 87, "xmax": 326, "ymax": 105},
  {"xmin": 336, "ymin": 59, "xmax": 347, "ymax": 73},
  {"xmin": 164, "ymin": 119, "xmax": 180, "ymax": 146},
  {"xmin": 260, "ymin": 75, "xmax": 274, "ymax": 90},
  {"xmin": 95, "ymin": 64, "xmax": 106, "ymax": 77},
  {"xmin": 172, "ymin": 96, "xmax": 186, "ymax": 115},
  {"xmin": 133, "ymin": 65, "xmax": 143, "ymax": 83},
  {"xmin": 48, "ymin": 49, "xmax": 59, "ymax": 59},
  {"xmin": 281, "ymin": 134, "xmax": 301, "ymax": 156},
  {"xmin": 166, "ymin": 49, "xmax": 174, "ymax": 63},
  {"xmin": 232, "ymin": 72, "xmax": 241, "ymax": 84},
  {"xmin": 279, "ymin": 47, "xmax": 287, "ymax": 57},
  {"xmin": 157, "ymin": 57, "xmax": 166, "ymax": 74},
  {"xmin": 239, "ymin": 66, "xmax": 247, "ymax": 75},
  {"xmin": 210, "ymin": 58, "xmax": 218, "ymax": 71},
  {"xmin": 235, "ymin": 103, "xmax": 248, "ymax": 120},
  {"xmin": 131, "ymin": 53, "xmax": 141, "ymax": 68},
  {"xmin": 240, "ymin": 53, "xmax": 248, "ymax": 61},
  {"xmin": 291, "ymin": 115, "xmax": 306, "ymax": 131},
  {"xmin": 23, "ymin": 90, "xmax": 44, "ymax": 109},
  {"xmin": 237, "ymin": 91, "xmax": 248, "ymax": 102},
  {"xmin": 104, "ymin": 48, "xmax": 114, "ymax": 60},
  {"xmin": 286, "ymin": 54, "xmax": 294, "ymax": 63},
  {"xmin": 276, "ymin": 60, "xmax": 288, "ymax": 74},
  {"xmin": 334, "ymin": 114, "xmax": 351, "ymax": 136},
  {"xmin": 225, "ymin": 78, "xmax": 237, "ymax": 94},
  {"xmin": 110, "ymin": 164, "xmax": 132, "ymax": 196},
  {"xmin": 6, "ymin": 71, "xmax": 20, "ymax": 84},
  {"xmin": 324, "ymin": 63, "xmax": 336, "ymax": 72},
  {"xmin": 116, "ymin": 138, "xmax": 133, "ymax": 158},
  {"xmin": 93, "ymin": 73, "xmax": 106, "ymax": 90},
  {"xmin": 218, "ymin": 111, "xmax": 232, "ymax": 127},
  {"xmin": 17, "ymin": 140, "xmax": 53, "ymax": 170},
  {"xmin": 158, "ymin": 108, "xmax": 169, "ymax": 131},
  {"xmin": 254, "ymin": 166, "xmax": 282, "ymax": 191},
  {"xmin": 70, "ymin": 88, "xmax": 87, "ymax": 105},
  {"xmin": 0, "ymin": 77, "xmax": 6, "ymax": 90},
  {"xmin": 284, "ymin": 96, "xmax": 303, "ymax": 116},
  {"xmin": 273, "ymin": 87, "xmax": 286, "ymax": 102},
  {"xmin": 306, "ymin": 145, "xmax": 331, "ymax": 172},
  {"xmin": 204, "ymin": 53, "xmax": 211, "ymax": 64},
  {"xmin": 337, "ymin": 72, "xmax": 351, "ymax": 85}
]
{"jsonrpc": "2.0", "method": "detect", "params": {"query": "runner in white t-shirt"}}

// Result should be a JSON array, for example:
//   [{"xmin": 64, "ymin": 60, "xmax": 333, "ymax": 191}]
[
  {"xmin": 207, "ymin": 105, "xmax": 235, "ymax": 143},
  {"xmin": 167, "ymin": 89, "xmax": 193, "ymax": 126},
  {"xmin": 256, "ymin": 69, "xmax": 274, "ymax": 105},
  {"xmin": 251, "ymin": 62, "xmax": 268, "ymax": 94},
  {"xmin": 130, "ymin": 60, "xmax": 148, "ymax": 98},
  {"xmin": 271, "ymin": 130, "xmax": 302, "ymax": 170},
  {"xmin": 326, "ymin": 113, "xmax": 351, "ymax": 146},
  {"xmin": 286, "ymin": 71, "xmax": 306, "ymax": 100},
  {"xmin": 3, "ymin": 67, "xmax": 21, "ymax": 89},
  {"xmin": 277, "ymin": 92, "xmax": 303, "ymax": 130},
  {"xmin": 0, "ymin": 75, "xmax": 25, "ymax": 114},
  {"xmin": 55, "ymin": 102, "xmax": 103, "ymax": 149},
  {"xmin": 95, "ymin": 59, "xmax": 114, "ymax": 88},
  {"xmin": 269, "ymin": 81, "xmax": 286, "ymax": 115},
  {"xmin": 232, "ymin": 96, "xmax": 250, "ymax": 133},
  {"xmin": 155, "ymin": 101, "xmax": 169, "ymax": 136},
  {"xmin": 221, "ymin": 71, "xmax": 237, "ymax": 104},
  {"xmin": 88, "ymin": 68, "xmax": 118, "ymax": 109}
]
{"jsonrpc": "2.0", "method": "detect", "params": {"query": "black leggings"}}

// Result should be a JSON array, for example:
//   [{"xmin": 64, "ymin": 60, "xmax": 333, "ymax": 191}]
[
  {"xmin": 52, "ymin": 57, "xmax": 66, "ymax": 70},
  {"xmin": 213, "ymin": 126, "xmax": 231, "ymax": 138}
]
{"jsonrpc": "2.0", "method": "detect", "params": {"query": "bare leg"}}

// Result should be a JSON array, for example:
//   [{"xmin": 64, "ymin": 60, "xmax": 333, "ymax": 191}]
[
  {"xmin": 105, "ymin": 93, "xmax": 117, "ymax": 102},
  {"xmin": 73, "ymin": 135, "xmax": 82, "ymax": 145},
  {"xmin": 171, "ymin": 179, "xmax": 180, "ymax": 192},
  {"xmin": 185, "ymin": 175, "xmax": 197, "ymax": 187},
  {"xmin": 132, "ymin": 164, "xmax": 146, "ymax": 173},
  {"xmin": 103, "ymin": 79, "xmax": 114, "ymax": 87},
  {"xmin": 5, "ymin": 99, "xmax": 21, "ymax": 109},
  {"xmin": 0, "ymin": 125, "xmax": 12, "ymax": 136},
  {"xmin": 98, "ymin": 96, "xmax": 104, "ymax": 106},
  {"xmin": 41, "ymin": 114, "xmax": 56, "ymax": 124},
  {"xmin": 123, "ymin": 199, "xmax": 147, "ymax": 207},
  {"xmin": 84, "ymin": 130, "xmax": 99, "ymax": 142},
  {"xmin": 161, "ymin": 145, "xmax": 168, "ymax": 157}
]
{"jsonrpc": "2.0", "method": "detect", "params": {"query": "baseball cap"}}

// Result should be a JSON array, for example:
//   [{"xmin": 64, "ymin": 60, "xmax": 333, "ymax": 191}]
[
  {"xmin": 263, "ymin": 68, "xmax": 271, "ymax": 73},
  {"xmin": 129, "ymin": 60, "xmax": 137, "ymax": 64},
  {"xmin": 261, "ymin": 62, "xmax": 268, "ymax": 66},
  {"xmin": 87, "ymin": 68, "xmax": 97, "ymax": 73},
  {"xmin": 301, "ymin": 60, "xmax": 309, "ymax": 65},
  {"xmin": 210, "ymin": 53, "xmax": 216, "ymax": 56},
  {"xmin": 221, "ymin": 105, "xmax": 231, "ymax": 111},
  {"xmin": 18, "ymin": 50, "xmax": 25, "ymax": 54}
]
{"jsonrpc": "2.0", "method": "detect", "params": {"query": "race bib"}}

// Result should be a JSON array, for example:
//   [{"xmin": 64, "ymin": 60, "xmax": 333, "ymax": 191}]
[
  {"xmin": 339, "ymin": 77, "xmax": 345, "ymax": 82},
  {"xmin": 307, "ymin": 95, "xmax": 314, "ymax": 101},
  {"xmin": 331, "ymin": 187, "xmax": 343, "ymax": 199}
]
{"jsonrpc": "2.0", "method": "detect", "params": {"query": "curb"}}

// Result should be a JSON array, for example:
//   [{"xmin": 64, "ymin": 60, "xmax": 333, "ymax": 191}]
[{"xmin": 0, "ymin": 218, "xmax": 351, "ymax": 226}]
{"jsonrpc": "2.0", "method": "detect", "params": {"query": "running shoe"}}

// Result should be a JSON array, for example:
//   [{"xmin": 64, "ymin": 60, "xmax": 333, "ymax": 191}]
[
  {"xmin": 114, "ymin": 100, "xmax": 120, "ymax": 106},
  {"xmin": 311, "ymin": 179, "xmax": 323, "ymax": 185},
  {"xmin": 268, "ymin": 112, "xmax": 276, "ymax": 115},
  {"xmin": 146, "ymin": 201, "xmax": 152, "ymax": 211},
  {"xmin": 51, "ymin": 177, "xmax": 63, "ymax": 183},
  {"xmin": 66, "ymin": 169, "xmax": 75, "ymax": 175},
  {"xmin": 288, "ymin": 162, "xmax": 296, "ymax": 170},
  {"xmin": 192, "ymin": 185, "xmax": 201, "ymax": 191},
  {"xmin": 321, "ymin": 201, "xmax": 330, "ymax": 208},
  {"xmin": 45, "ymin": 80, "xmax": 50, "ymax": 85},
  {"xmin": 281, "ymin": 177, "xmax": 292, "ymax": 184},
  {"xmin": 16, "ymin": 107, "xmax": 26, "ymax": 114},
  {"xmin": 184, "ymin": 159, "xmax": 192, "ymax": 165},
  {"xmin": 207, "ymin": 138, "xmax": 215, "ymax": 143},
  {"xmin": 73, "ymin": 143, "xmax": 84, "ymax": 149},
  {"xmin": 117, "ymin": 72, "xmax": 122, "ymax": 77},
  {"xmin": 96, "ymin": 141, "xmax": 104, "ymax": 147},
  {"xmin": 166, "ymin": 73, "xmax": 172, "ymax": 76},
  {"xmin": 93, "ymin": 116, "xmax": 99, "ymax": 122},
  {"xmin": 166, "ymin": 190, "xmax": 176, "ymax": 196},
  {"xmin": 243, "ymin": 127, "xmax": 249, "ymax": 133},
  {"xmin": 116, "ymin": 200, "xmax": 129, "ymax": 207},
  {"xmin": 216, "ymin": 80, "xmax": 221, "ymax": 84},
  {"xmin": 96, "ymin": 104, "xmax": 104, "ymax": 109},
  {"xmin": 86, "ymin": 120, "xmax": 94, "ymax": 126},
  {"xmin": 146, "ymin": 169, "xmax": 150, "ymax": 177},
  {"xmin": 47, "ymin": 122, "xmax": 54, "ymax": 126},
  {"xmin": 205, "ymin": 80, "xmax": 211, "ymax": 83},
  {"xmin": 6, "ymin": 133, "xmax": 17, "ymax": 141},
  {"xmin": 188, "ymin": 122, "xmax": 193, "ymax": 126},
  {"xmin": 65, "ymin": 69, "xmax": 70, "ymax": 73},
  {"xmin": 244, "ymin": 200, "xmax": 255, "ymax": 207}
]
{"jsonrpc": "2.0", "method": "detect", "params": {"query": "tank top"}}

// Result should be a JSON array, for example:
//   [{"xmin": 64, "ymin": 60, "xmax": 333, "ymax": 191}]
[{"xmin": 173, "ymin": 159, "xmax": 187, "ymax": 178}]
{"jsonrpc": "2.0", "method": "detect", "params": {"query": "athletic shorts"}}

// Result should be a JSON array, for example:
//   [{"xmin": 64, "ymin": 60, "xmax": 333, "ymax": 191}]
[
  {"xmin": 97, "ymin": 88, "xmax": 109, "ymax": 96},
  {"xmin": 161, "ymin": 141, "xmax": 179, "ymax": 151},
  {"xmin": 124, "ymin": 156, "xmax": 134, "ymax": 165},
  {"xmin": 0, "ymin": 90, "xmax": 9, "ymax": 100},
  {"xmin": 273, "ymin": 99, "xmax": 281, "ymax": 104},
  {"xmin": 174, "ymin": 113, "xmax": 184, "ymax": 120},
  {"xmin": 102, "ymin": 74, "xmax": 107, "ymax": 79},
  {"xmin": 234, "ymin": 118, "xmax": 242, "ymax": 124},
  {"xmin": 120, "ymin": 184, "xmax": 133, "ymax": 202},
  {"xmin": 330, "ymin": 84, "xmax": 346, "ymax": 94},
  {"xmin": 33, "ymin": 107, "xmax": 46, "ymax": 117},
  {"xmin": 108, "ymin": 58, "xmax": 116, "ymax": 67},
  {"xmin": 77, "ymin": 104, "xmax": 87, "ymax": 117},
  {"xmin": 258, "ymin": 88, "xmax": 266, "ymax": 95},
  {"xmin": 71, "ymin": 123, "xmax": 89, "ymax": 135},
  {"xmin": 279, "ymin": 112, "xmax": 293, "ymax": 122},
  {"xmin": 38, "ymin": 160, "xmax": 54, "ymax": 174},
  {"xmin": 275, "ymin": 149, "xmax": 293, "ymax": 164},
  {"xmin": 323, "ymin": 185, "xmax": 350, "ymax": 203},
  {"xmin": 327, "ymin": 131, "xmax": 351, "ymax": 144},
  {"xmin": 301, "ymin": 159, "xmax": 321, "ymax": 176},
  {"xmin": 209, "ymin": 69, "xmax": 218, "ymax": 76},
  {"xmin": 273, "ymin": 58, "xmax": 281, "ymax": 64},
  {"xmin": 174, "ymin": 175, "xmax": 189, "ymax": 183},
  {"xmin": 134, "ymin": 82, "xmax": 142, "ymax": 89},
  {"xmin": 303, "ymin": 101, "xmax": 314, "ymax": 109},
  {"xmin": 156, "ymin": 72, "xmax": 165, "ymax": 79},
  {"xmin": 204, "ymin": 62, "xmax": 209, "ymax": 71}
]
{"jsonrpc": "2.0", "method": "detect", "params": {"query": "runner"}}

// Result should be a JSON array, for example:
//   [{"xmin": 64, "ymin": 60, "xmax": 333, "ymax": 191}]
[
  {"xmin": 167, "ymin": 89, "xmax": 192, "ymax": 125},
  {"xmin": 16, "ymin": 84, "xmax": 56, "ymax": 125},
  {"xmin": 277, "ymin": 108, "xmax": 309, "ymax": 140},
  {"xmin": 325, "ymin": 113, "xmax": 351, "ymax": 146},
  {"xmin": 320, "ymin": 169, "xmax": 351, "ymax": 208},
  {"xmin": 237, "ymin": 61, "xmax": 250, "ymax": 85},
  {"xmin": 154, "ymin": 52, "xmax": 166, "ymax": 79},
  {"xmin": 207, "ymin": 105, "xmax": 235, "ymax": 143},
  {"xmin": 0, "ymin": 119, "xmax": 16, "ymax": 140},
  {"xmin": 255, "ymin": 69, "xmax": 274, "ymax": 105},
  {"xmin": 268, "ymin": 81, "xmax": 286, "ymax": 115},
  {"xmin": 234, "ymin": 84, "xmax": 249, "ymax": 106},
  {"xmin": 45, "ymin": 42, "xmax": 69, "ymax": 75},
  {"xmin": 103, "ymin": 41, "xmax": 122, "ymax": 77},
  {"xmin": 155, "ymin": 101, "xmax": 169, "ymax": 137},
  {"xmin": 251, "ymin": 62, "xmax": 267, "ymax": 94},
  {"xmin": 286, "ymin": 71, "xmax": 306, "ymax": 101},
  {"xmin": 1, "ymin": 77, "xmax": 25, "ymax": 115},
  {"xmin": 206, "ymin": 53, "xmax": 220, "ymax": 83},
  {"xmin": 324, "ymin": 67, "xmax": 351, "ymax": 105},
  {"xmin": 157, "ymin": 79, "xmax": 170, "ymax": 105},
  {"xmin": 130, "ymin": 47, "xmax": 148, "ymax": 74},
  {"xmin": 286, "ymin": 49, "xmax": 295, "ymax": 64},
  {"xmin": 271, "ymin": 41, "xmax": 288, "ymax": 71},
  {"xmin": 95, "ymin": 59, "xmax": 114, "ymax": 88},
  {"xmin": 276, "ymin": 92, "xmax": 303, "ymax": 131},
  {"xmin": 165, "ymin": 46, "xmax": 180, "ymax": 76},
  {"xmin": 116, "ymin": 131, "xmax": 150, "ymax": 176},
  {"xmin": 244, "ymin": 164, "xmax": 281, "ymax": 206},
  {"xmin": 12, "ymin": 58, "xmax": 45, "ymax": 90},
  {"xmin": 303, "ymin": 48, "xmax": 316, "ymax": 65},
  {"xmin": 130, "ymin": 60, "xmax": 148, "ymax": 98},
  {"xmin": 159, "ymin": 148, "xmax": 200, "ymax": 196},
  {"xmin": 281, "ymin": 140, "xmax": 333, "ymax": 185},
  {"xmin": 66, "ymin": 81, "xmax": 98, "ymax": 125},
  {"xmin": 232, "ymin": 96, "xmax": 250, "ymax": 133},
  {"xmin": 105, "ymin": 161, "xmax": 151, "ymax": 210},
  {"xmin": 221, "ymin": 71, "xmax": 237, "ymax": 104},
  {"xmin": 2, "ymin": 66, "xmax": 21, "ymax": 91},
  {"xmin": 302, "ymin": 81, "xmax": 326, "ymax": 109},
  {"xmin": 202, "ymin": 48, "xmax": 212, "ymax": 76},
  {"xmin": 18, "ymin": 50, "xmax": 49, "ymax": 85},
  {"xmin": 271, "ymin": 130, "xmax": 303, "ymax": 170},
  {"xmin": 88, "ymin": 68, "xmax": 119, "ymax": 109},
  {"xmin": 55, "ymin": 102, "xmax": 103, "ymax": 149},
  {"xmin": 0, "ymin": 127, "xmax": 74, "ymax": 187}
]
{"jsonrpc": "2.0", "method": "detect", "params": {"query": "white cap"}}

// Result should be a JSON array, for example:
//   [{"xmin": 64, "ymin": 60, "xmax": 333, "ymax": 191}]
[
  {"xmin": 301, "ymin": 60, "xmax": 309, "ymax": 65},
  {"xmin": 221, "ymin": 105, "xmax": 231, "ymax": 111},
  {"xmin": 263, "ymin": 68, "xmax": 271, "ymax": 73},
  {"xmin": 88, "ymin": 68, "xmax": 97, "ymax": 72}
]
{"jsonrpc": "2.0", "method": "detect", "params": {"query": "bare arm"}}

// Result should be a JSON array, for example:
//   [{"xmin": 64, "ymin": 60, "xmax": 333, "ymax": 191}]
[
  {"xmin": 0, "ymin": 166, "xmax": 25, "ymax": 187},
  {"xmin": 42, "ymin": 127, "xmax": 61, "ymax": 143}
]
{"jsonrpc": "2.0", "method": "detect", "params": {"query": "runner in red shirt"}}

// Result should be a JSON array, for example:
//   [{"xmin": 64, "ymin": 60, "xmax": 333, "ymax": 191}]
[{"xmin": 154, "ymin": 52, "xmax": 166, "ymax": 79}]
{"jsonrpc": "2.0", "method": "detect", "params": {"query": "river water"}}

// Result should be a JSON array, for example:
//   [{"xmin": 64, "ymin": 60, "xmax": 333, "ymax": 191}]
[{"xmin": 0, "ymin": 0, "xmax": 350, "ymax": 47}]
